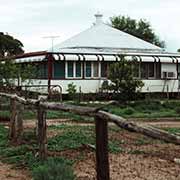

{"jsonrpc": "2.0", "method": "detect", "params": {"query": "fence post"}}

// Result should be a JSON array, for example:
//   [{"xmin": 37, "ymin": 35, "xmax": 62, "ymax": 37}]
[
  {"xmin": 16, "ymin": 102, "xmax": 24, "ymax": 143},
  {"xmin": 9, "ymin": 97, "xmax": 17, "ymax": 141},
  {"xmin": 95, "ymin": 116, "xmax": 110, "ymax": 180},
  {"xmin": 37, "ymin": 101, "xmax": 47, "ymax": 160}
]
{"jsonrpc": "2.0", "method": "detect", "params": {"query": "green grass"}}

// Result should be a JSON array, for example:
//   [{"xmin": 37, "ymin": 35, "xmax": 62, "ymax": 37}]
[
  {"xmin": 0, "ymin": 125, "xmax": 75, "ymax": 179},
  {"xmin": 105, "ymin": 100, "xmax": 180, "ymax": 118},
  {"xmin": 1, "ymin": 100, "xmax": 180, "ymax": 122},
  {"xmin": 0, "ymin": 110, "xmax": 10, "ymax": 119},
  {"xmin": 48, "ymin": 124, "xmax": 122, "ymax": 153},
  {"xmin": 0, "ymin": 123, "xmax": 122, "ymax": 179},
  {"xmin": 164, "ymin": 128, "xmax": 180, "ymax": 134},
  {"xmin": 0, "ymin": 109, "xmax": 93, "ymax": 122}
]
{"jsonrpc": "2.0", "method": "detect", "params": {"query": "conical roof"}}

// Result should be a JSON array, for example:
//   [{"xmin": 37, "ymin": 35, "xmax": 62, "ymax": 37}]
[{"xmin": 52, "ymin": 14, "xmax": 162, "ymax": 53}]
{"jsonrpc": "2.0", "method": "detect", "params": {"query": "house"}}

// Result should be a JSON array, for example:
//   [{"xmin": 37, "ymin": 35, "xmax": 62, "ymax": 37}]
[{"xmin": 15, "ymin": 13, "xmax": 180, "ymax": 94}]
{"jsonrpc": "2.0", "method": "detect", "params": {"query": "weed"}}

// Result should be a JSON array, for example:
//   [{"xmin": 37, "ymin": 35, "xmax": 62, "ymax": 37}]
[
  {"xmin": 32, "ymin": 157, "xmax": 75, "ymax": 180},
  {"xmin": 128, "ymin": 149, "xmax": 145, "ymax": 155},
  {"xmin": 123, "ymin": 107, "xmax": 135, "ymax": 115}
]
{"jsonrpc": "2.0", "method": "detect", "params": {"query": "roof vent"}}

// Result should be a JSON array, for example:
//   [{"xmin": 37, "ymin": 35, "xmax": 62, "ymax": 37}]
[{"xmin": 94, "ymin": 13, "xmax": 103, "ymax": 25}]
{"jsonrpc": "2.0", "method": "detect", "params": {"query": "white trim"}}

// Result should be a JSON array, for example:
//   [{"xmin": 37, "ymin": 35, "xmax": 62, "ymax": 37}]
[
  {"xmin": 15, "ymin": 55, "xmax": 46, "ymax": 63},
  {"xmin": 141, "ymin": 56, "xmax": 155, "ymax": 62},
  {"xmin": 65, "ymin": 54, "xmax": 79, "ymax": 61},
  {"xmin": 92, "ymin": 61, "xmax": 99, "ymax": 78},
  {"xmin": 159, "ymin": 57, "xmax": 173, "ymax": 63},
  {"xmin": 98, "ymin": 61, "xmax": 101, "ymax": 77},
  {"xmin": 83, "ymin": 55, "xmax": 98, "ymax": 61},
  {"xmin": 103, "ymin": 55, "xmax": 116, "ymax": 61}
]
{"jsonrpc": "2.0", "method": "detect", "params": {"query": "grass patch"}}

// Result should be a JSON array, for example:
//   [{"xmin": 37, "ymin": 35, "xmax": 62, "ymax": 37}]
[
  {"xmin": 2, "ymin": 100, "xmax": 180, "ymax": 121},
  {"xmin": 0, "ymin": 123, "xmax": 122, "ymax": 180},
  {"xmin": 105, "ymin": 100, "xmax": 180, "ymax": 118},
  {"xmin": 128, "ymin": 149, "xmax": 146, "ymax": 155},
  {"xmin": 164, "ymin": 128, "xmax": 180, "ymax": 135},
  {"xmin": 48, "ymin": 125, "xmax": 94, "ymax": 151},
  {"xmin": 32, "ymin": 157, "xmax": 75, "ymax": 180},
  {"xmin": 48, "ymin": 124, "xmax": 123, "ymax": 153},
  {"xmin": 0, "ymin": 110, "xmax": 10, "ymax": 119},
  {"xmin": 0, "ymin": 109, "xmax": 93, "ymax": 122},
  {"xmin": 0, "ymin": 124, "xmax": 76, "ymax": 179}
]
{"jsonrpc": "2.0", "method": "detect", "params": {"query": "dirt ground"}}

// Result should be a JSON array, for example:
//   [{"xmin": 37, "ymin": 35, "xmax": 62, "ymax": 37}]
[
  {"xmin": 74, "ymin": 130, "xmax": 180, "ymax": 180},
  {"xmin": 0, "ymin": 119, "xmax": 180, "ymax": 180},
  {"xmin": 0, "ymin": 161, "xmax": 31, "ymax": 180}
]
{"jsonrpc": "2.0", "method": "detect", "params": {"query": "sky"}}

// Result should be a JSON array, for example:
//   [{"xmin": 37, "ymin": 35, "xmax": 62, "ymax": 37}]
[{"xmin": 0, "ymin": 0, "xmax": 180, "ymax": 53}]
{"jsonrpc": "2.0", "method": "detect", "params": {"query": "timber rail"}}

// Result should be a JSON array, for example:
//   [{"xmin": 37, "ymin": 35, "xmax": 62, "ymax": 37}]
[{"xmin": 0, "ymin": 92, "xmax": 180, "ymax": 180}]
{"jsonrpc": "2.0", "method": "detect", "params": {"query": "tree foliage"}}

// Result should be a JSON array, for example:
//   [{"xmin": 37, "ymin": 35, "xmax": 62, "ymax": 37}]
[
  {"xmin": 108, "ymin": 56, "xmax": 144, "ymax": 101},
  {"xmin": 110, "ymin": 15, "xmax": 165, "ymax": 48},
  {"xmin": 0, "ymin": 58, "xmax": 36, "ymax": 89},
  {"xmin": 0, "ymin": 33, "xmax": 34, "ymax": 90},
  {"xmin": 0, "ymin": 32, "xmax": 24, "ymax": 58}
]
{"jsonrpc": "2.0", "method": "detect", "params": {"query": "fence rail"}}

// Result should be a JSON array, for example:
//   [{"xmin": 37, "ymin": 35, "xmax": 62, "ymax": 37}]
[{"xmin": 0, "ymin": 92, "xmax": 180, "ymax": 180}]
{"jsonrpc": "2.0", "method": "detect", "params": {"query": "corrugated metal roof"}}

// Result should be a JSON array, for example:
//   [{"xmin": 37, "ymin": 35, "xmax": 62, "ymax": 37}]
[{"xmin": 51, "ymin": 15, "xmax": 162, "ymax": 53}]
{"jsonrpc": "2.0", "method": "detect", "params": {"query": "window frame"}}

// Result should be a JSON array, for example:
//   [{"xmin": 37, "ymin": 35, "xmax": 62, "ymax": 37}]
[{"xmin": 66, "ymin": 61, "xmax": 83, "ymax": 79}]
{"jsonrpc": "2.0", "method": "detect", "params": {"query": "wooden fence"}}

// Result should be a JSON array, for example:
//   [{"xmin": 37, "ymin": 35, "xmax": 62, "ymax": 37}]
[{"xmin": 0, "ymin": 92, "xmax": 180, "ymax": 180}]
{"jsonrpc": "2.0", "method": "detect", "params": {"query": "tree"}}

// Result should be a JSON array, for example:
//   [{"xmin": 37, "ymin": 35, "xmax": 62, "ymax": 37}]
[
  {"xmin": 0, "ymin": 58, "xmax": 36, "ymax": 89},
  {"xmin": 0, "ymin": 32, "xmax": 24, "ymax": 58},
  {"xmin": 108, "ymin": 56, "xmax": 144, "ymax": 101},
  {"xmin": 0, "ymin": 34, "xmax": 37, "ymax": 93},
  {"xmin": 0, "ymin": 33, "xmax": 33, "ymax": 90},
  {"xmin": 177, "ymin": 49, "xmax": 180, "ymax": 53},
  {"xmin": 110, "ymin": 15, "xmax": 165, "ymax": 48}
]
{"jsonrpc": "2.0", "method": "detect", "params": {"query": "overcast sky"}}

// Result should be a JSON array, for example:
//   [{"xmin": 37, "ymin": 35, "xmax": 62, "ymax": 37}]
[{"xmin": 0, "ymin": 0, "xmax": 180, "ymax": 53}]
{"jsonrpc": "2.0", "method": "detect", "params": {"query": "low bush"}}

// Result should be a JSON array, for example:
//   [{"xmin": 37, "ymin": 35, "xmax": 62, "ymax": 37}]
[
  {"xmin": 123, "ymin": 107, "xmax": 135, "ymax": 115},
  {"xmin": 175, "ymin": 107, "xmax": 180, "ymax": 115},
  {"xmin": 32, "ymin": 157, "xmax": 75, "ymax": 180}
]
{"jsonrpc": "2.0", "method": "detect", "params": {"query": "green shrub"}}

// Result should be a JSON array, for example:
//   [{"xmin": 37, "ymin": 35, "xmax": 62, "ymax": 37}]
[
  {"xmin": 175, "ymin": 107, "xmax": 180, "ymax": 115},
  {"xmin": 32, "ymin": 157, "xmax": 75, "ymax": 180},
  {"xmin": 123, "ymin": 107, "xmax": 134, "ymax": 115},
  {"xmin": 67, "ymin": 83, "xmax": 77, "ymax": 100},
  {"xmin": 132, "ymin": 100, "xmax": 162, "ymax": 111}
]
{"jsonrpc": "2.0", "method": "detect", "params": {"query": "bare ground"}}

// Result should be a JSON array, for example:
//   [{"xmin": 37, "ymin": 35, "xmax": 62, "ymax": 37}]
[
  {"xmin": 1, "ymin": 118, "xmax": 180, "ymax": 180},
  {"xmin": 0, "ymin": 161, "xmax": 31, "ymax": 180}
]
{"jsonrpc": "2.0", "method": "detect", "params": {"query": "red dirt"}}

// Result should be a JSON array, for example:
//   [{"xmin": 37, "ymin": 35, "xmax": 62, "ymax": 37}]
[
  {"xmin": 1, "ymin": 119, "xmax": 180, "ymax": 180},
  {"xmin": 74, "ymin": 152, "xmax": 180, "ymax": 180},
  {"xmin": 74, "ymin": 129, "xmax": 180, "ymax": 180},
  {"xmin": 0, "ymin": 161, "xmax": 31, "ymax": 180}
]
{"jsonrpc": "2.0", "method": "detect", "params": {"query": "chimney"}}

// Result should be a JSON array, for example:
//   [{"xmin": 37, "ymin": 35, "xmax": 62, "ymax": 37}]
[{"xmin": 94, "ymin": 13, "xmax": 103, "ymax": 25}]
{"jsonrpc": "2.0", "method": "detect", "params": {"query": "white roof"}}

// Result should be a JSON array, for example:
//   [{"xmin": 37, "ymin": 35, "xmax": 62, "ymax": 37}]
[{"xmin": 52, "ymin": 14, "xmax": 162, "ymax": 53}]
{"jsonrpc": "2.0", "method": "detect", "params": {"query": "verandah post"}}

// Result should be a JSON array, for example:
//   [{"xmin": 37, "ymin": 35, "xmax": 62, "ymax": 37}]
[
  {"xmin": 37, "ymin": 101, "xmax": 47, "ymax": 160},
  {"xmin": 95, "ymin": 116, "xmax": 110, "ymax": 180}
]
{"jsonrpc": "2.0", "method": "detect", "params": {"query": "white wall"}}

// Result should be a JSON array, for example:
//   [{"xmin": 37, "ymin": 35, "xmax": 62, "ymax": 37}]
[
  {"xmin": 161, "ymin": 63, "xmax": 177, "ymax": 78},
  {"xmin": 141, "ymin": 79, "xmax": 179, "ymax": 93},
  {"xmin": 51, "ymin": 79, "xmax": 102, "ymax": 94},
  {"xmin": 23, "ymin": 78, "xmax": 179, "ymax": 94}
]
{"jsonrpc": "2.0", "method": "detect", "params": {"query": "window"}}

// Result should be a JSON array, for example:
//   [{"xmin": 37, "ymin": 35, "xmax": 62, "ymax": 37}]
[
  {"xmin": 53, "ymin": 61, "xmax": 65, "ymax": 78},
  {"xmin": 67, "ymin": 61, "xmax": 82, "ymax": 78},
  {"xmin": 93, "ymin": 62, "xmax": 99, "ymax": 77},
  {"xmin": 86, "ymin": 62, "xmax": 91, "ymax": 77},
  {"xmin": 67, "ymin": 61, "xmax": 73, "ymax": 77},
  {"xmin": 37, "ymin": 63, "xmax": 48, "ymax": 79},
  {"xmin": 156, "ymin": 62, "xmax": 161, "ymax": 79},
  {"xmin": 75, "ymin": 61, "xmax": 82, "ymax": 77},
  {"xmin": 140, "ymin": 62, "xmax": 155, "ymax": 79},
  {"xmin": 148, "ymin": 63, "xmax": 154, "ymax": 78},
  {"xmin": 101, "ymin": 62, "xmax": 107, "ymax": 77}
]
